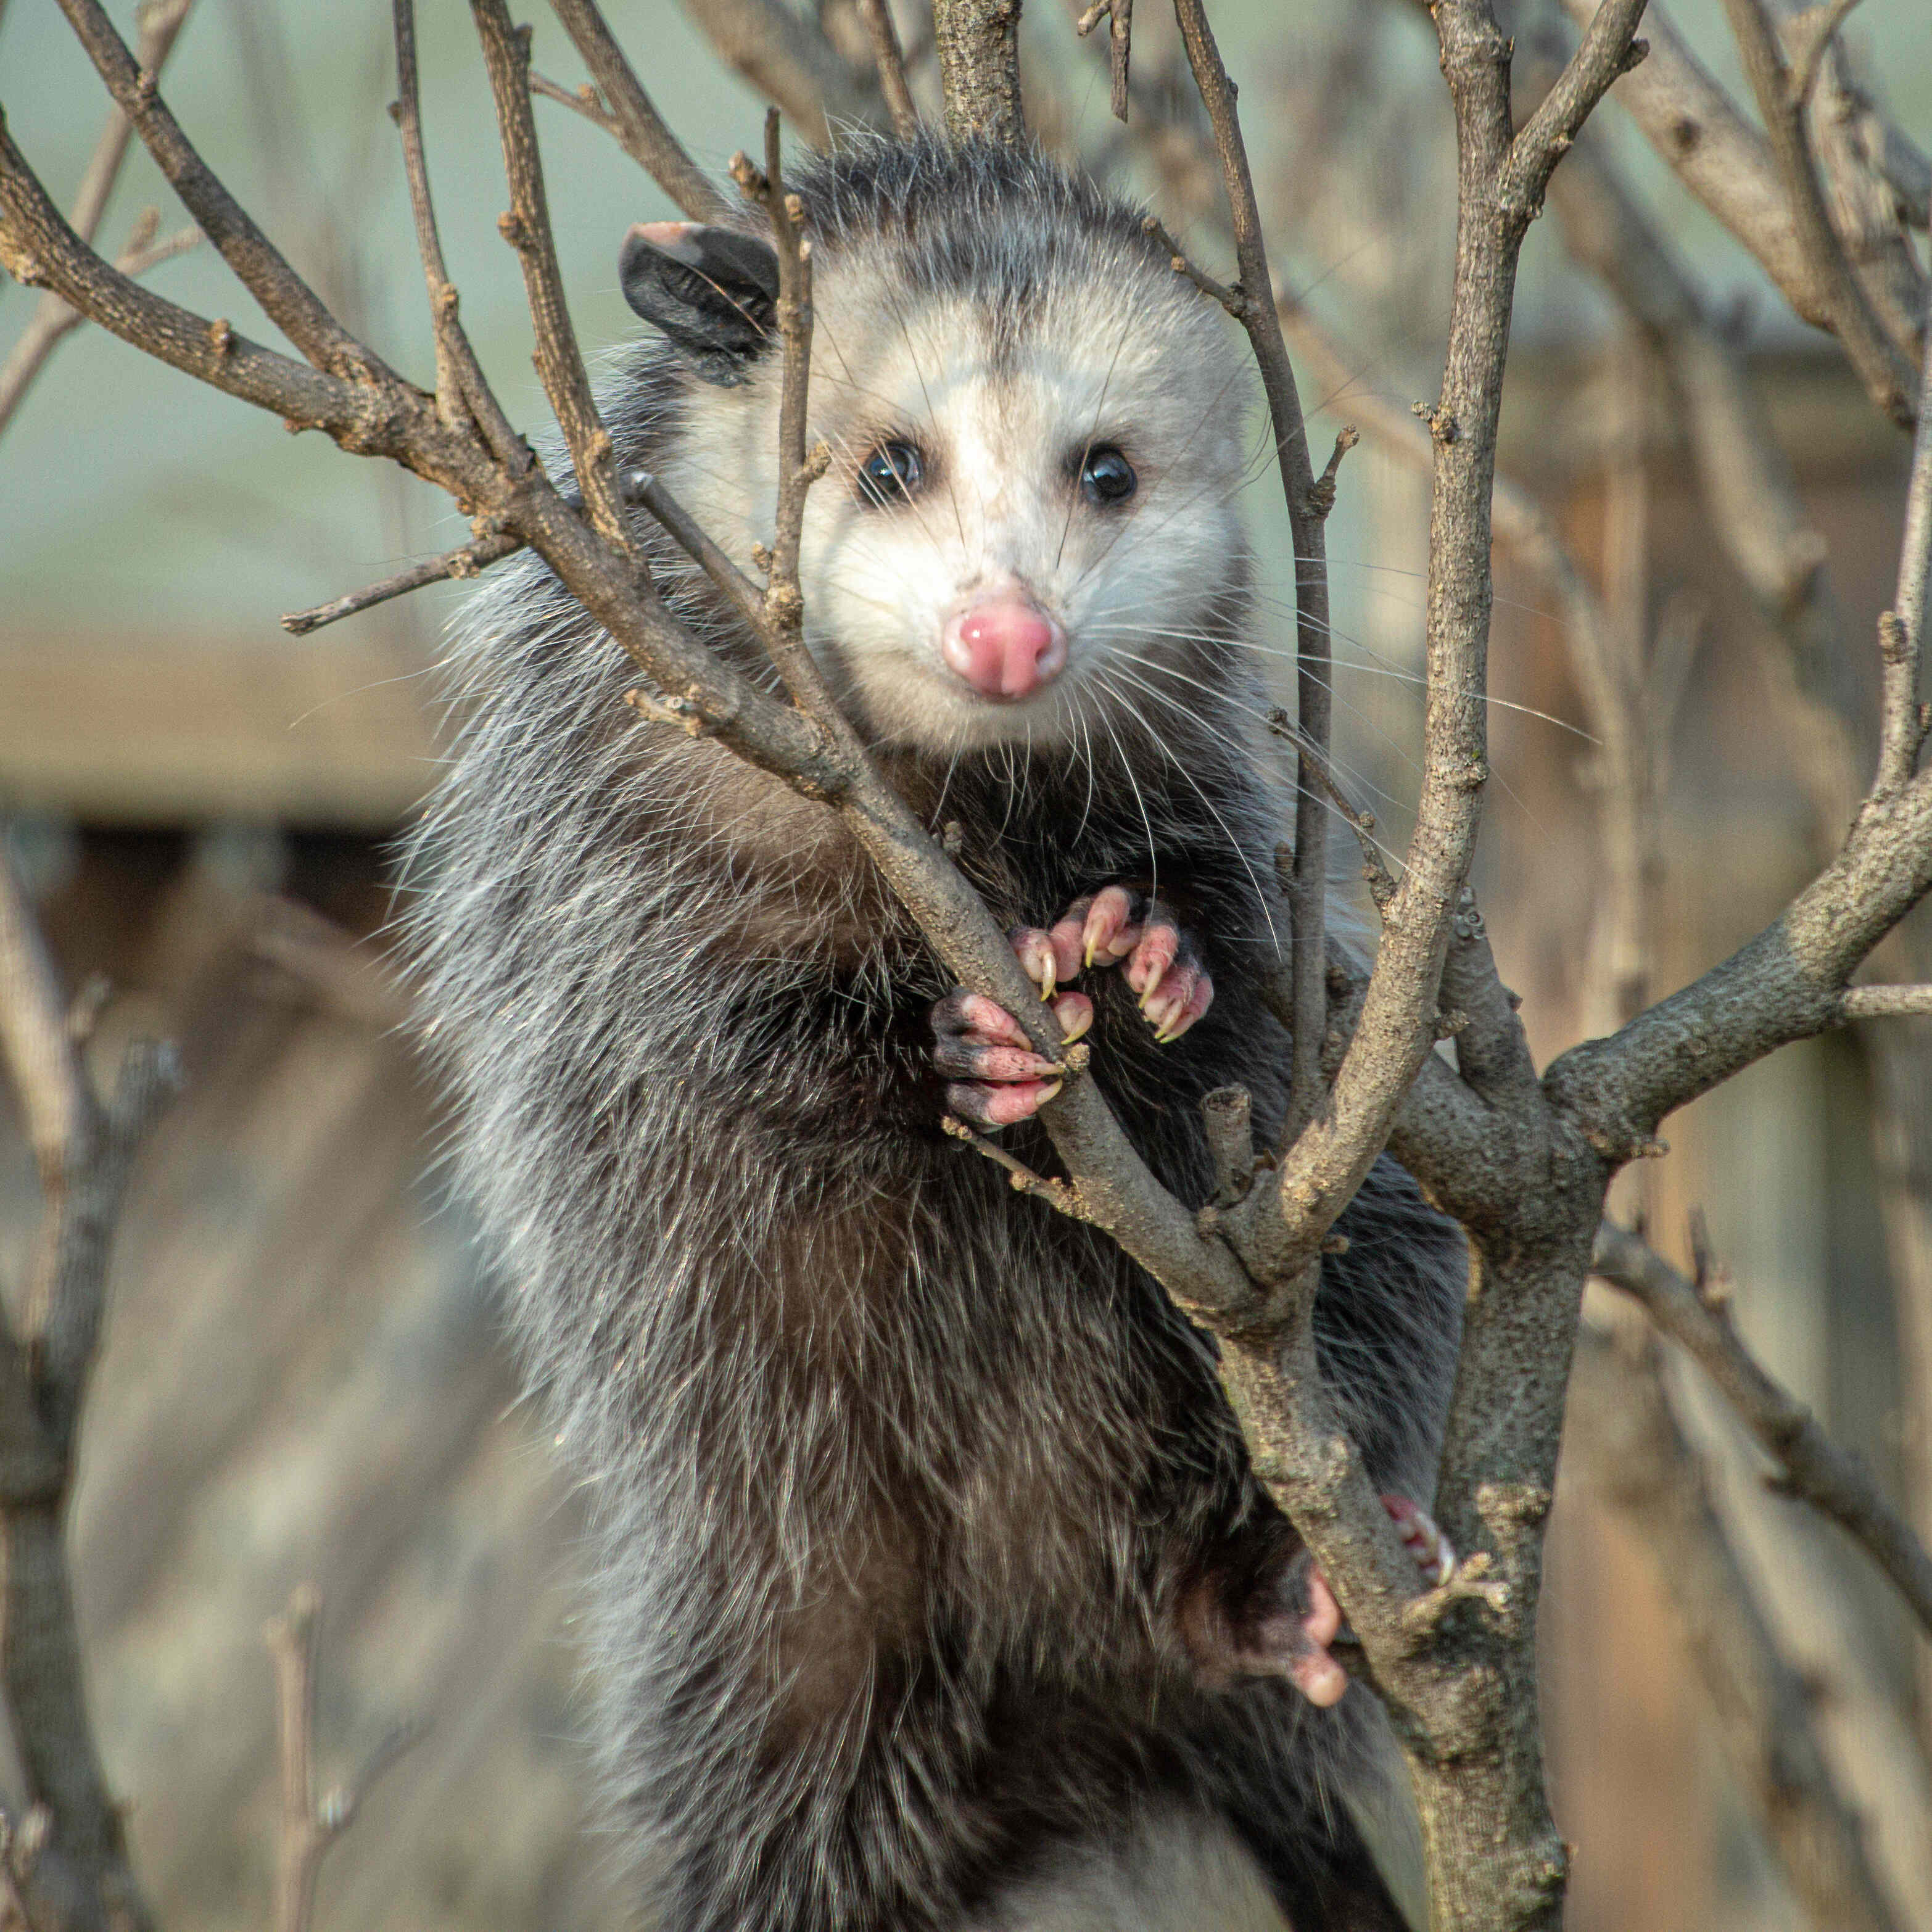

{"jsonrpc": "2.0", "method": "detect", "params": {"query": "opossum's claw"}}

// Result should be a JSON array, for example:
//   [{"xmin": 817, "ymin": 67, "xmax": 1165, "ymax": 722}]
[
  {"xmin": 930, "ymin": 986, "xmax": 1091, "ymax": 1128},
  {"xmin": 1013, "ymin": 915, "xmax": 1092, "ymax": 998},
  {"xmin": 1059, "ymin": 886, "xmax": 1139, "ymax": 969},
  {"xmin": 1049, "ymin": 889, "xmax": 1215, "ymax": 1042}
]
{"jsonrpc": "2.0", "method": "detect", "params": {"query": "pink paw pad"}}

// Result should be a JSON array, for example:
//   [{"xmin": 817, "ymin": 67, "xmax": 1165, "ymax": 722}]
[
  {"xmin": 1046, "ymin": 888, "xmax": 1215, "ymax": 1044},
  {"xmin": 930, "ymin": 985, "xmax": 1090, "ymax": 1130}
]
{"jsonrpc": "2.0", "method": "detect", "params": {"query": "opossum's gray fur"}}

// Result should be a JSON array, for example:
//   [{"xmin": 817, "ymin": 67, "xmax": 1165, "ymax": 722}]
[{"xmin": 406, "ymin": 134, "xmax": 1463, "ymax": 1932}]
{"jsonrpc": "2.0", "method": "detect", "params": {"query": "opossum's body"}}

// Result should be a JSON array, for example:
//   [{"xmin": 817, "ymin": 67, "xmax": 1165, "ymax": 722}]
[{"xmin": 410, "ymin": 138, "xmax": 1463, "ymax": 1931}]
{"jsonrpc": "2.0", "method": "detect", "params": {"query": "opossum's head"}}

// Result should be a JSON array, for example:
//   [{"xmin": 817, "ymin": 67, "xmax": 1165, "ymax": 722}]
[{"xmin": 626, "ymin": 139, "xmax": 1258, "ymax": 756}]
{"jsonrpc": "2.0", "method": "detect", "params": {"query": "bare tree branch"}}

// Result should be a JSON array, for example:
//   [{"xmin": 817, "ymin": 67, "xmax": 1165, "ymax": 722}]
[
  {"xmin": 856, "ymin": 0, "xmax": 921, "ymax": 139},
  {"xmin": 1560, "ymin": 0, "xmax": 1818, "ymax": 323},
  {"xmin": 1846, "ymin": 984, "xmax": 1932, "ymax": 1017},
  {"xmin": 0, "ymin": 0, "xmax": 197, "ymax": 442},
  {"xmin": 1882, "ymin": 277, "xmax": 1932, "ymax": 785},
  {"xmin": 1785, "ymin": 0, "xmax": 1867, "ymax": 107},
  {"xmin": 1593, "ymin": 1220, "xmax": 1932, "ymax": 1635},
  {"xmin": 931, "ymin": 0, "xmax": 1025, "ymax": 143},
  {"xmin": 1569, "ymin": 1323, "xmax": 1906, "ymax": 1932},
  {"xmin": 544, "ymin": 0, "xmax": 731, "ymax": 219},
  {"xmin": 1772, "ymin": 0, "xmax": 1927, "ymax": 369},
  {"xmin": 1168, "ymin": 0, "xmax": 1335, "ymax": 1161},
  {"xmin": 472, "ymin": 0, "xmax": 630, "ymax": 549},
  {"xmin": 1074, "ymin": 0, "xmax": 1134, "ymax": 122},
  {"xmin": 281, "ymin": 527, "xmax": 521, "ymax": 634},
  {"xmin": 265, "ymin": 1587, "xmax": 423, "ymax": 1932},
  {"xmin": 1716, "ymin": 0, "xmax": 1917, "ymax": 426},
  {"xmin": 730, "ymin": 116, "xmax": 837, "ymax": 711},
  {"xmin": 1562, "ymin": 0, "xmax": 1926, "ymax": 394},
  {"xmin": 672, "ymin": 0, "xmax": 880, "ymax": 143},
  {"xmin": 51, "ymin": 0, "xmax": 402, "ymax": 384}
]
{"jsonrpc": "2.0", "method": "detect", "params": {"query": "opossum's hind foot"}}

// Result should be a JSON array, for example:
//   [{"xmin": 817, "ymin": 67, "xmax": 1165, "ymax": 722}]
[
  {"xmin": 1015, "ymin": 887, "xmax": 1213, "ymax": 1044},
  {"xmin": 1292, "ymin": 1497, "xmax": 1457, "ymax": 1707},
  {"xmin": 930, "ymin": 986, "xmax": 1092, "ymax": 1128},
  {"xmin": 1188, "ymin": 1496, "xmax": 1456, "ymax": 1709},
  {"xmin": 1381, "ymin": 1493, "xmax": 1456, "ymax": 1588}
]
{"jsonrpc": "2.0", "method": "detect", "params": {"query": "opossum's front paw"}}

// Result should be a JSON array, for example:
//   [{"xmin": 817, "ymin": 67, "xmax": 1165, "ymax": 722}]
[
  {"xmin": 1289, "ymin": 1496, "xmax": 1457, "ymax": 1708},
  {"xmin": 1015, "ymin": 886, "xmax": 1213, "ymax": 1044},
  {"xmin": 929, "ymin": 986, "xmax": 1092, "ymax": 1129}
]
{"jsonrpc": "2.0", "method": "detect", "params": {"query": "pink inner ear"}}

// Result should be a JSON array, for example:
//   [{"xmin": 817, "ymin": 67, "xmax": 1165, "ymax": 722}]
[{"xmin": 627, "ymin": 220, "xmax": 699, "ymax": 251}]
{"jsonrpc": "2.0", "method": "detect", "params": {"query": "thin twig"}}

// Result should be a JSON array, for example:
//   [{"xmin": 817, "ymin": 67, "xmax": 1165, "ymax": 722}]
[
  {"xmin": 1717, "ymin": 0, "xmax": 1916, "ymax": 425},
  {"xmin": 730, "ymin": 116, "xmax": 836, "ymax": 711},
  {"xmin": 1844, "ymin": 983, "xmax": 1932, "ymax": 1018},
  {"xmin": 543, "ymin": 0, "xmax": 731, "ymax": 220},
  {"xmin": 393, "ymin": 0, "xmax": 518, "ymax": 450},
  {"xmin": 281, "ymin": 526, "xmax": 521, "ymax": 634},
  {"xmin": 941, "ymin": 1115, "xmax": 1089, "ymax": 1218},
  {"xmin": 1875, "ymin": 276, "xmax": 1932, "ymax": 788},
  {"xmin": 856, "ymin": 0, "xmax": 920, "ymax": 139},
  {"xmin": 1592, "ymin": 1220, "xmax": 1932, "ymax": 1635},
  {"xmin": 1168, "ymin": 0, "xmax": 1334, "ymax": 1160},
  {"xmin": 1075, "ymin": 0, "xmax": 1134, "ymax": 122},
  {"xmin": 263, "ymin": 1586, "xmax": 423, "ymax": 1932},
  {"xmin": 472, "ymin": 0, "xmax": 630, "ymax": 548}
]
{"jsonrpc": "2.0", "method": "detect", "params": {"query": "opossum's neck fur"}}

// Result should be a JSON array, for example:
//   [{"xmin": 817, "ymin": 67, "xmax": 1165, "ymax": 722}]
[{"xmin": 408, "ymin": 134, "xmax": 1458, "ymax": 1932}]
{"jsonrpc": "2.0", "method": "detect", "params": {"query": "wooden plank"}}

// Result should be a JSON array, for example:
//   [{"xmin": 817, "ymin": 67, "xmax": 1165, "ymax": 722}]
[{"xmin": 0, "ymin": 636, "xmax": 442, "ymax": 828}]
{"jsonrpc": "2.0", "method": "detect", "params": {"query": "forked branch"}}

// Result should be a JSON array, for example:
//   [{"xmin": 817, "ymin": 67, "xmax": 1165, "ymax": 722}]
[{"xmin": 1593, "ymin": 1220, "xmax": 1932, "ymax": 1634}]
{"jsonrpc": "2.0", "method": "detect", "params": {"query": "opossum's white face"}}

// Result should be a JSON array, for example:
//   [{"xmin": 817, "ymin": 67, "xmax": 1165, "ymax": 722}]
[{"xmin": 654, "ymin": 237, "xmax": 1257, "ymax": 755}]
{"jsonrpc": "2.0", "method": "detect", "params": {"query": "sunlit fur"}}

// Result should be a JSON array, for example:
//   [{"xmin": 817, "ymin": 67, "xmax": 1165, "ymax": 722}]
[{"xmin": 406, "ymin": 136, "xmax": 1462, "ymax": 1932}]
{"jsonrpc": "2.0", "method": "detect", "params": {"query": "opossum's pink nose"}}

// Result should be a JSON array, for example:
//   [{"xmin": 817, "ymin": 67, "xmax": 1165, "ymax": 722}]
[{"xmin": 941, "ymin": 600, "xmax": 1068, "ymax": 700}]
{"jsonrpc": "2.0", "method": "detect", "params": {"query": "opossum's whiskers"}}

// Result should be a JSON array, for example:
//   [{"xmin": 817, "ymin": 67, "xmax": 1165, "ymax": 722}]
[
  {"xmin": 1083, "ymin": 619, "xmax": 1413, "ymax": 800},
  {"xmin": 1245, "ymin": 575, "xmax": 1569, "ymax": 632},
  {"xmin": 1091, "ymin": 697, "xmax": 1160, "ymax": 904},
  {"xmin": 1071, "ymin": 702, "xmax": 1101, "ymax": 850},
  {"xmin": 1226, "ymin": 632, "xmax": 1598, "ymax": 744},
  {"xmin": 1088, "ymin": 664, "xmax": 1282, "ymax": 945},
  {"xmin": 1054, "ymin": 305, "xmax": 1139, "ymax": 574},
  {"xmin": 1067, "ymin": 359, "xmax": 1262, "ymax": 593}
]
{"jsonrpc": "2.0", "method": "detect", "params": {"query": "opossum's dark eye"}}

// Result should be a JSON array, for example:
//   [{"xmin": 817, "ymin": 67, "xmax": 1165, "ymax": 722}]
[
  {"xmin": 857, "ymin": 441, "xmax": 924, "ymax": 506},
  {"xmin": 1080, "ymin": 445, "xmax": 1137, "ymax": 505}
]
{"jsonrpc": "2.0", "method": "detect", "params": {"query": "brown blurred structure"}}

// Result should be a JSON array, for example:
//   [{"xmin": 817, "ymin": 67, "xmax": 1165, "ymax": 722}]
[{"xmin": 0, "ymin": 811, "xmax": 624, "ymax": 1928}]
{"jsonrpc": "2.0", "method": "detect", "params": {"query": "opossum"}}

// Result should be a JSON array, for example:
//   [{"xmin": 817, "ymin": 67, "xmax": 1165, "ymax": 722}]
[{"xmin": 408, "ymin": 134, "xmax": 1466, "ymax": 1932}]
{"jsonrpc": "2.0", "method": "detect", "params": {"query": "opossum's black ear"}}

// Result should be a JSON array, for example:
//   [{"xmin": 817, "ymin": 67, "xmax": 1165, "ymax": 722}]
[{"xmin": 619, "ymin": 221, "xmax": 780, "ymax": 386}]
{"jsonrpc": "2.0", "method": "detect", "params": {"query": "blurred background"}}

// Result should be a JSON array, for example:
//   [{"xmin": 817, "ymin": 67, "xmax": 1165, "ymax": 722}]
[{"xmin": 1, "ymin": 0, "xmax": 1929, "ymax": 1926}]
